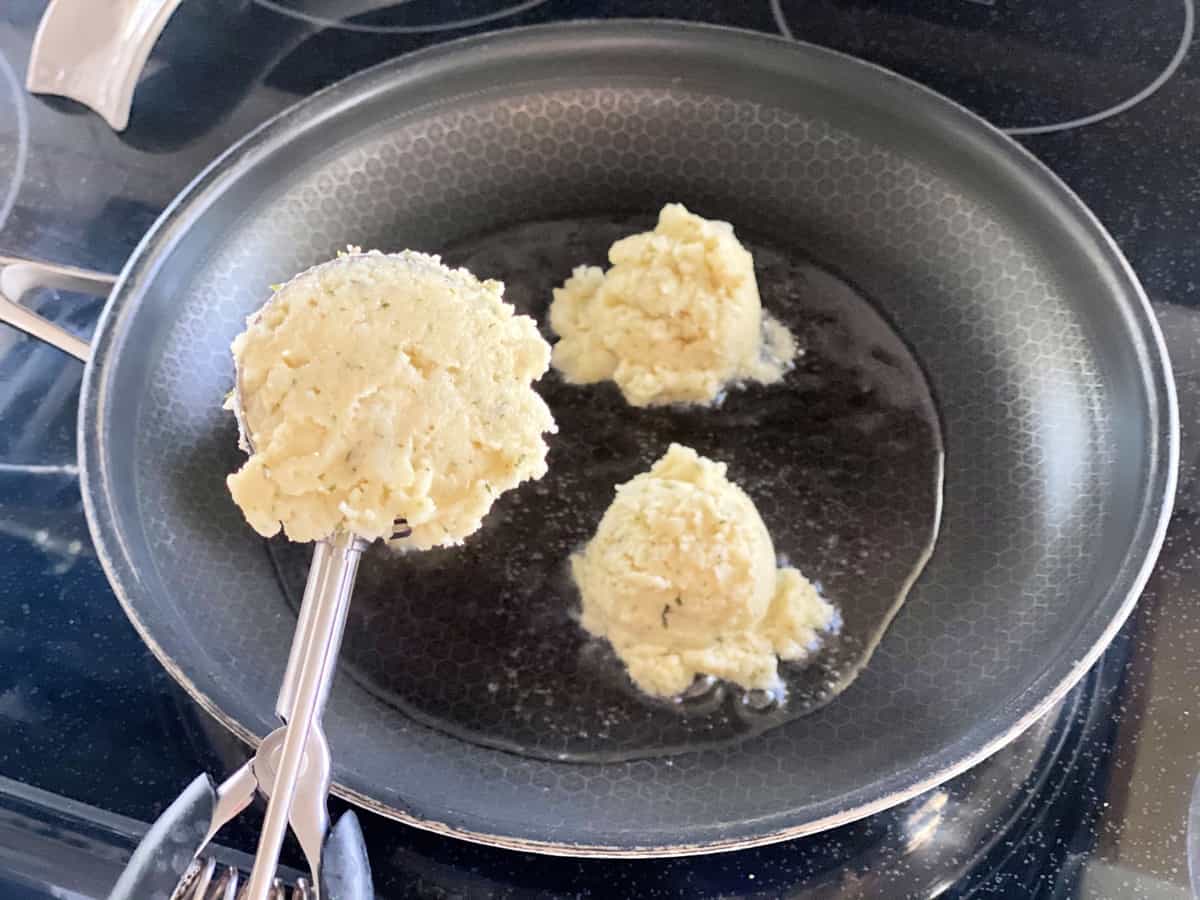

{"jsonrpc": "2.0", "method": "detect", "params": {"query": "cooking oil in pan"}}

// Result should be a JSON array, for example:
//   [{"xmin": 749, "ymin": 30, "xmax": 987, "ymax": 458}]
[{"xmin": 268, "ymin": 214, "xmax": 944, "ymax": 763}]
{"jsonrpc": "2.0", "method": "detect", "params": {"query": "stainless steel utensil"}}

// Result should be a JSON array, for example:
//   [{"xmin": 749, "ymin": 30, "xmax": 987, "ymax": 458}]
[
  {"xmin": 157, "ymin": 273, "xmax": 416, "ymax": 897},
  {"xmin": 108, "ymin": 527, "xmax": 386, "ymax": 899},
  {"xmin": 223, "ymin": 532, "xmax": 362, "ymax": 899},
  {"xmin": 174, "ymin": 857, "xmax": 313, "ymax": 900},
  {"xmin": 109, "ymin": 513, "xmax": 406, "ymax": 898}
]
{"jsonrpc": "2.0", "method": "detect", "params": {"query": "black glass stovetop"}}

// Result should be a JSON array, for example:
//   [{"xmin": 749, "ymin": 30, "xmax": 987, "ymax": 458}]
[{"xmin": 2, "ymin": 2, "xmax": 1199, "ymax": 897}]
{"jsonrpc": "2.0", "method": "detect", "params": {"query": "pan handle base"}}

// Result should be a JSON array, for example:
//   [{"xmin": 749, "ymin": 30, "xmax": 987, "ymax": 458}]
[{"xmin": 0, "ymin": 256, "xmax": 115, "ymax": 362}]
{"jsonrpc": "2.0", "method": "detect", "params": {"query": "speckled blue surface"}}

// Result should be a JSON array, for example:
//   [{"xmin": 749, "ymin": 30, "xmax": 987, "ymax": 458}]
[{"xmin": 1, "ymin": 1, "xmax": 1198, "ymax": 896}]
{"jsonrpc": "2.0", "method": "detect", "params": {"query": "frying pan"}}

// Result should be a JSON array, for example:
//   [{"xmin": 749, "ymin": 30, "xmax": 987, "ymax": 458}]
[{"xmin": 0, "ymin": 22, "xmax": 1176, "ymax": 856}]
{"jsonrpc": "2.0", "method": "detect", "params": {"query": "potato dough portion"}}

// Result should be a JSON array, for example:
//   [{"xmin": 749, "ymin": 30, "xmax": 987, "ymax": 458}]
[
  {"xmin": 227, "ymin": 249, "xmax": 555, "ymax": 548},
  {"xmin": 572, "ymin": 444, "xmax": 835, "ymax": 697},
  {"xmin": 549, "ymin": 204, "xmax": 796, "ymax": 407}
]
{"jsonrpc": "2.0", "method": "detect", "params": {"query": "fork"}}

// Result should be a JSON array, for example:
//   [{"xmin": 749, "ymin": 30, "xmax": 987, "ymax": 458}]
[
  {"xmin": 174, "ymin": 857, "xmax": 313, "ymax": 899},
  {"xmin": 107, "ymin": 523, "xmax": 404, "ymax": 899}
]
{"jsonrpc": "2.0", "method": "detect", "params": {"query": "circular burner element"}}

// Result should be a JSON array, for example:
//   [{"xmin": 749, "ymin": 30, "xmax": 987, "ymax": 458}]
[
  {"xmin": 253, "ymin": 0, "xmax": 549, "ymax": 34},
  {"xmin": 0, "ymin": 51, "xmax": 29, "ymax": 235},
  {"xmin": 772, "ymin": 0, "xmax": 1194, "ymax": 135}
]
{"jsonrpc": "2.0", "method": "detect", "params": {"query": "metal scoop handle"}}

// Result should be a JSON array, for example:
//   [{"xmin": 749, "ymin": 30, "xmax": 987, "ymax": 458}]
[{"xmin": 244, "ymin": 530, "xmax": 366, "ymax": 900}]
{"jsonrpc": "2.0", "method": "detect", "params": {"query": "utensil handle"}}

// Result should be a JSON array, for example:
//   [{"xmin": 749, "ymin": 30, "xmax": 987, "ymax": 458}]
[
  {"xmin": 107, "ymin": 774, "xmax": 216, "ymax": 900},
  {"xmin": 26, "ymin": 0, "xmax": 183, "ymax": 132},
  {"xmin": 247, "ymin": 531, "xmax": 366, "ymax": 900},
  {"xmin": 278, "ymin": 540, "xmax": 333, "ymax": 722},
  {"xmin": 0, "ymin": 256, "xmax": 115, "ymax": 362}
]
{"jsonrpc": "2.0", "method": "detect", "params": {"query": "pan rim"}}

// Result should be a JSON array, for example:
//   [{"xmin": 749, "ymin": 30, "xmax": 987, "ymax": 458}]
[{"xmin": 77, "ymin": 20, "xmax": 1179, "ymax": 857}]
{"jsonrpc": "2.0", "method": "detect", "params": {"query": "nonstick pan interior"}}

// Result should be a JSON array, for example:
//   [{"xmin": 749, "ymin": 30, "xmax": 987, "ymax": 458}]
[
  {"xmin": 265, "ymin": 216, "xmax": 944, "ymax": 764},
  {"xmin": 81, "ymin": 24, "xmax": 1175, "ymax": 854}
]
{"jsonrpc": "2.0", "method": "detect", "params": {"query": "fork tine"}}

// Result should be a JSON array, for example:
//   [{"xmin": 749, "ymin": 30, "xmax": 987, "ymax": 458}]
[
  {"xmin": 213, "ymin": 865, "xmax": 238, "ymax": 900},
  {"xmin": 174, "ymin": 857, "xmax": 213, "ymax": 899},
  {"xmin": 173, "ymin": 855, "xmax": 321, "ymax": 900}
]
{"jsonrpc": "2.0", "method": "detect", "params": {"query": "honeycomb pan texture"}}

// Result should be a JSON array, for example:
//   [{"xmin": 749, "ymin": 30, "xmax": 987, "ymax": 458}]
[{"xmin": 79, "ymin": 24, "xmax": 1175, "ymax": 854}]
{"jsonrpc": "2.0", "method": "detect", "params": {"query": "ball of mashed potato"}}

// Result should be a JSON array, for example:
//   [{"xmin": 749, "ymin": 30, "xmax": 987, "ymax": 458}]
[
  {"xmin": 549, "ymin": 204, "xmax": 796, "ymax": 407},
  {"xmin": 226, "ymin": 248, "xmax": 556, "ymax": 548},
  {"xmin": 572, "ymin": 443, "xmax": 835, "ymax": 697}
]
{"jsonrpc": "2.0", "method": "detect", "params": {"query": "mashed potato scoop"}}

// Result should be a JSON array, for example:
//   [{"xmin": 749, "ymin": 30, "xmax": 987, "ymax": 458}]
[
  {"xmin": 218, "ymin": 248, "xmax": 555, "ymax": 894},
  {"xmin": 227, "ymin": 248, "xmax": 556, "ymax": 547}
]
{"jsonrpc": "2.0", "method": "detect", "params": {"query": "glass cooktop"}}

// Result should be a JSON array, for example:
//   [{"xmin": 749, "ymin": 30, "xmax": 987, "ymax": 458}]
[{"xmin": 1, "ymin": 1, "xmax": 1197, "ymax": 897}]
